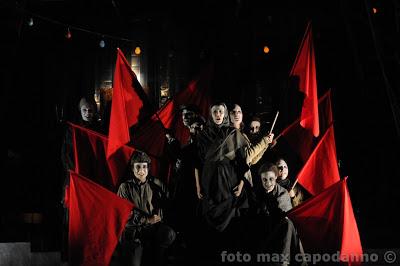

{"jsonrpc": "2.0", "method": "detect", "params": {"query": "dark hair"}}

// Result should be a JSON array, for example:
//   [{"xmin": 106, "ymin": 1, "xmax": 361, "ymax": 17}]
[
  {"xmin": 190, "ymin": 115, "xmax": 206, "ymax": 126},
  {"xmin": 179, "ymin": 104, "xmax": 200, "ymax": 114},
  {"xmin": 258, "ymin": 162, "xmax": 279, "ymax": 177},
  {"xmin": 249, "ymin": 115, "xmax": 261, "ymax": 123},
  {"xmin": 130, "ymin": 150, "xmax": 151, "ymax": 167},
  {"xmin": 275, "ymin": 157, "xmax": 287, "ymax": 165},
  {"xmin": 228, "ymin": 103, "xmax": 245, "ymax": 130}
]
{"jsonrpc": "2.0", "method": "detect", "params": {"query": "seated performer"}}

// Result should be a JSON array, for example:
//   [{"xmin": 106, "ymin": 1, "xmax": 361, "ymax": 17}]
[
  {"xmin": 276, "ymin": 157, "xmax": 307, "ymax": 207},
  {"xmin": 249, "ymin": 163, "xmax": 306, "ymax": 266},
  {"xmin": 117, "ymin": 151, "xmax": 176, "ymax": 266}
]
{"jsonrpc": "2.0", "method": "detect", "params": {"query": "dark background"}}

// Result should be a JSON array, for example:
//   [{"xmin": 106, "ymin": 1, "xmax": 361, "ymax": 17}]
[{"xmin": 2, "ymin": 0, "xmax": 400, "ymax": 251}]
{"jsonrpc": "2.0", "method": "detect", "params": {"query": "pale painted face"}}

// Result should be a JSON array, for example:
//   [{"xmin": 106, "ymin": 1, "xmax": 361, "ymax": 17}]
[
  {"xmin": 132, "ymin": 162, "xmax": 148, "ymax": 183},
  {"xmin": 261, "ymin": 171, "xmax": 277, "ymax": 192},
  {"xmin": 249, "ymin": 120, "xmax": 261, "ymax": 135},
  {"xmin": 229, "ymin": 104, "xmax": 243, "ymax": 128},
  {"xmin": 80, "ymin": 103, "xmax": 95, "ymax": 122},
  {"xmin": 211, "ymin": 105, "xmax": 225, "ymax": 125},
  {"xmin": 276, "ymin": 159, "xmax": 289, "ymax": 180}
]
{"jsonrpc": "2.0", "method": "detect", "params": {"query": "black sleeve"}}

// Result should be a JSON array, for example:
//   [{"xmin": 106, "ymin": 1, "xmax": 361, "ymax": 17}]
[
  {"xmin": 60, "ymin": 126, "xmax": 74, "ymax": 172},
  {"xmin": 165, "ymin": 138, "xmax": 183, "ymax": 161},
  {"xmin": 235, "ymin": 147, "xmax": 250, "ymax": 180}
]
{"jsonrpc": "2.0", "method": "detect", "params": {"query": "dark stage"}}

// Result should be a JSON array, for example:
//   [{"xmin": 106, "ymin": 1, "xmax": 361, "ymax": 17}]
[{"xmin": 2, "ymin": 0, "xmax": 400, "ymax": 264}]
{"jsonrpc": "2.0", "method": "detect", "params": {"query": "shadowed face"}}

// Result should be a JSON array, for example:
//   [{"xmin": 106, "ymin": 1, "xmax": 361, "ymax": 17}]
[
  {"xmin": 261, "ymin": 170, "xmax": 277, "ymax": 193},
  {"xmin": 189, "ymin": 121, "xmax": 203, "ymax": 136},
  {"xmin": 182, "ymin": 109, "xmax": 196, "ymax": 127},
  {"xmin": 211, "ymin": 105, "xmax": 225, "ymax": 125},
  {"xmin": 249, "ymin": 120, "xmax": 261, "ymax": 135}
]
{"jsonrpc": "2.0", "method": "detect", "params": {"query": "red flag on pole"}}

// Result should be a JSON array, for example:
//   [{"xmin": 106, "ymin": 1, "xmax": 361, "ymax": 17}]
[
  {"xmin": 71, "ymin": 122, "xmax": 161, "ymax": 188},
  {"xmin": 288, "ymin": 178, "xmax": 363, "ymax": 265},
  {"xmin": 68, "ymin": 171, "xmax": 133, "ymax": 266},
  {"xmin": 295, "ymin": 125, "xmax": 340, "ymax": 195},
  {"xmin": 71, "ymin": 122, "xmax": 134, "ymax": 191},
  {"xmin": 279, "ymin": 89, "xmax": 333, "ymax": 162},
  {"xmin": 107, "ymin": 48, "xmax": 147, "ymax": 159},
  {"xmin": 169, "ymin": 63, "xmax": 213, "ymax": 144},
  {"xmin": 290, "ymin": 22, "xmax": 319, "ymax": 137},
  {"xmin": 131, "ymin": 64, "xmax": 213, "ymax": 157}
]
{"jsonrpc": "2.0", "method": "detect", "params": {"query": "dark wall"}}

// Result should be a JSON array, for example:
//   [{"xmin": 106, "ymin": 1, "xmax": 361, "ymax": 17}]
[{"xmin": 3, "ymin": 0, "xmax": 400, "ymax": 249}]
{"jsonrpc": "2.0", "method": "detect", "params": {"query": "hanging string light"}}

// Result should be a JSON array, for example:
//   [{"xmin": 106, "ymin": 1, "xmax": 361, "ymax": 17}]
[
  {"xmin": 263, "ymin": 45, "xmax": 270, "ymax": 54},
  {"xmin": 65, "ymin": 27, "xmax": 72, "ymax": 39},
  {"xmin": 18, "ymin": 7, "xmax": 139, "ymax": 46}
]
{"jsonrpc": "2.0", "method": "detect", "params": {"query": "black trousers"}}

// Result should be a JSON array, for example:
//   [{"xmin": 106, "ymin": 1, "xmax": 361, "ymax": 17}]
[{"xmin": 120, "ymin": 223, "xmax": 176, "ymax": 266}]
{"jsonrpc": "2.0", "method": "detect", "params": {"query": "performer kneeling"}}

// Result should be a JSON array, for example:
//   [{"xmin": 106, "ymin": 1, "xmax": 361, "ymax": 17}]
[{"xmin": 249, "ymin": 163, "xmax": 306, "ymax": 266}]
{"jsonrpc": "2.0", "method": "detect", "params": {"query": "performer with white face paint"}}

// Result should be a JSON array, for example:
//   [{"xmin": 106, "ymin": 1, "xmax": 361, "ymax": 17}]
[
  {"xmin": 59, "ymin": 96, "xmax": 103, "ymax": 262},
  {"xmin": 79, "ymin": 98, "xmax": 95, "ymax": 122},
  {"xmin": 195, "ymin": 102, "xmax": 249, "ymax": 233},
  {"xmin": 117, "ymin": 151, "xmax": 176, "ymax": 266},
  {"xmin": 249, "ymin": 162, "xmax": 305, "ymax": 266},
  {"xmin": 276, "ymin": 157, "xmax": 306, "ymax": 207}
]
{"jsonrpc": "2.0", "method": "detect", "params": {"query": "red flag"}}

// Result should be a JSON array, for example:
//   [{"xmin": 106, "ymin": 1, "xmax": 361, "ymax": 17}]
[
  {"xmin": 279, "ymin": 89, "xmax": 333, "ymax": 162},
  {"xmin": 132, "ymin": 64, "xmax": 213, "ymax": 157},
  {"xmin": 68, "ymin": 171, "xmax": 133, "ymax": 266},
  {"xmin": 290, "ymin": 22, "xmax": 319, "ymax": 137},
  {"xmin": 318, "ymin": 89, "xmax": 333, "ymax": 134},
  {"xmin": 107, "ymin": 48, "xmax": 147, "ymax": 158},
  {"xmin": 296, "ymin": 125, "xmax": 340, "ymax": 195},
  {"xmin": 288, "ymin": 178, "xmax": 363, "ymax": 265},
  {"xmin": 71, "ymin": 122, "xmax": 134, "ymax": 191},
  {"xmin": 70, "ymin": 122, "xmax": 161, "ymax": 189},
  {"xmin": 170, "ymin": 64, "xmax": 213, "ymax": 143}
]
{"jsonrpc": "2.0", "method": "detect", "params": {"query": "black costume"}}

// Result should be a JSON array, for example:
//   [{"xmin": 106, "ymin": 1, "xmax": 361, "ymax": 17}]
[
  {"xmin": 196, "ymin": 105, "xmax": 249, "ymax": 233},
  {"xmin": 249, "ymin": 184, "xmax": 306, "ymax": 265}
]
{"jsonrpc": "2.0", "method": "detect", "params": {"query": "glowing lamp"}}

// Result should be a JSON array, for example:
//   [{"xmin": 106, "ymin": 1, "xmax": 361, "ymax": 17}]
[{"xmin": 134, "ymin": 46, "xmax": 141, "ymax": 55}]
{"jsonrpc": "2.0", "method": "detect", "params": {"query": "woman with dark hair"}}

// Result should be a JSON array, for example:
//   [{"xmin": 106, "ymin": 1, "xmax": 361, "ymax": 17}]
[
  {"xmin": 195, "ymin": 102, "xmax": 249, "ymax": 233},
  {"xmin": 228, "ymin": 103, "xmax": 274, "ymax": 187}
]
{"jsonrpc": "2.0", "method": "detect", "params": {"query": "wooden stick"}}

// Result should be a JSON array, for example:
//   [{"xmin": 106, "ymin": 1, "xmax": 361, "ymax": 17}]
[
  {"xmin": 291, "ymin": 177, "xmax": 299, "ymax": 191},
  {"xmin": 269, "ymin": 111, "xmax": 279, "ymax": 134}
]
